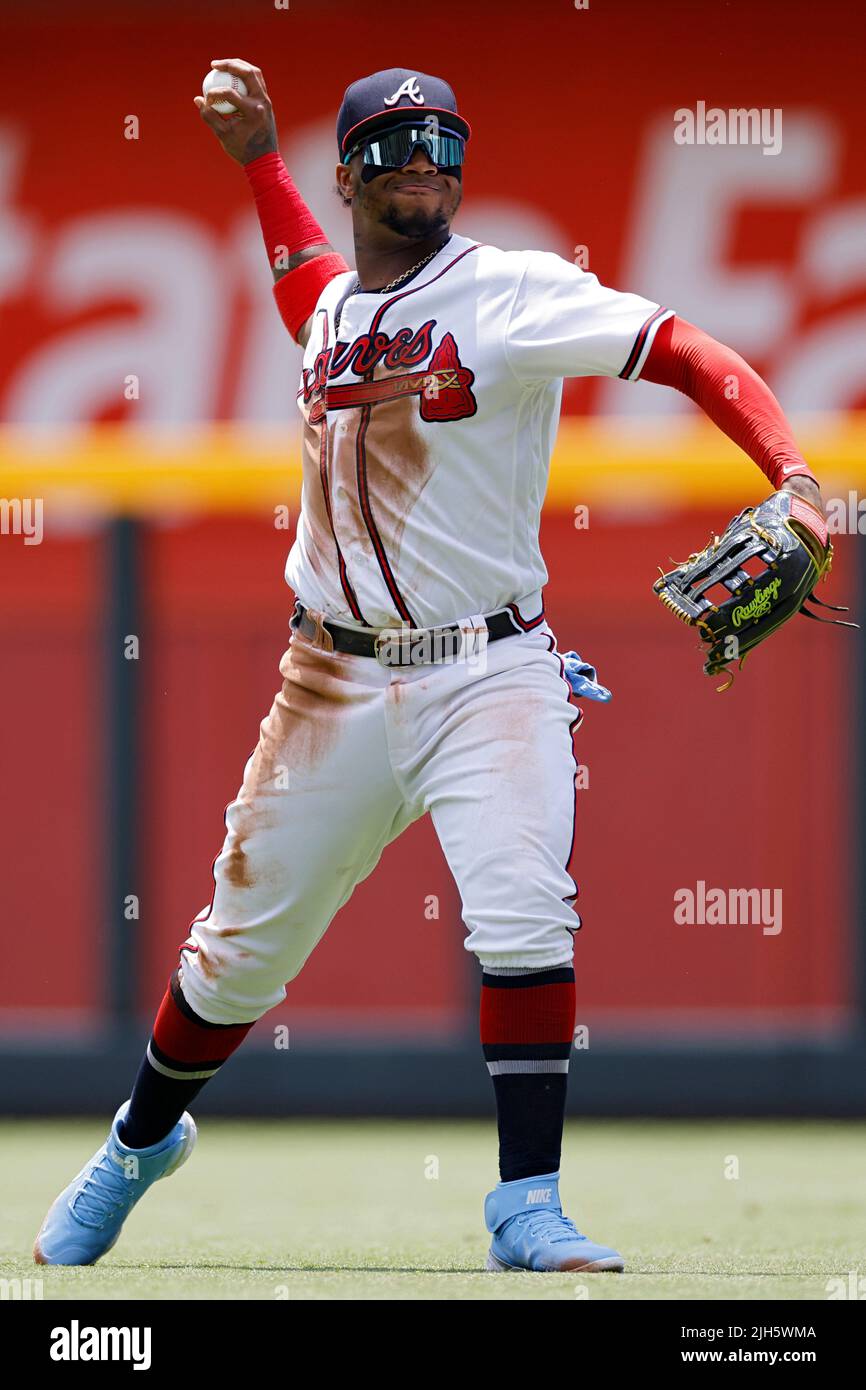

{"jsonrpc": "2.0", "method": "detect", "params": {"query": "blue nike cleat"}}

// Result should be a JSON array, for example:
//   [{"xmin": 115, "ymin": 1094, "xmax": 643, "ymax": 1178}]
[
  {"xmin": 484, "ymin": 1171, "xmax": 624, "ymax": 1272},
  {"xmin": 33, "ymin": 1101, "xmax": 196, "ymax": 1266}
]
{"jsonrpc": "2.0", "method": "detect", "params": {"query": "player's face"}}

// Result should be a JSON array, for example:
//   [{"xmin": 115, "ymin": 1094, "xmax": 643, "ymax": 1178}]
[{"xmin": 342, "ymin": 145, "xmax": 462, "ymax": 241}]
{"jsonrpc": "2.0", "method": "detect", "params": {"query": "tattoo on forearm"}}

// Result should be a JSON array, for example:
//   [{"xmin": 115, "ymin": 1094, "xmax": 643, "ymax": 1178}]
[{"xmin": 241, "ymin": 130, "xmax": 278, "ymax": 166}]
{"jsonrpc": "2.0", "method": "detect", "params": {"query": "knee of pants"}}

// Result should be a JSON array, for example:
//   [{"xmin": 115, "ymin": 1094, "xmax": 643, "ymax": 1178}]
[
  {"xmin": 178, "ymin": 892, "xmax": 329, "ymax": 1026},
  {"xmin": 455, "ymin": 840, "xmax": 579, "ymax": 969},
  {"xmin": 177, "ymin": 819, "xmax": 352, "ymax": 1024},
  {"xmin": 177, "ymin": 936, "xmax": 290, "ymax": 1026},
  {"xmin": 469, "ymin": 922, "xmax": 577, "ymax": 972}
]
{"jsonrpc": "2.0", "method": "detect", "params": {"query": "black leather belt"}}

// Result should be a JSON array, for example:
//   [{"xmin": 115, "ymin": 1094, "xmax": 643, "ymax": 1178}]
[{"xmin": 291, "ymin": 602, "xmax": 533, "ymax": 664}]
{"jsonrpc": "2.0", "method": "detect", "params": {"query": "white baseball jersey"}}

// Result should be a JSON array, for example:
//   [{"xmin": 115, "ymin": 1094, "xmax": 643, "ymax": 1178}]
[{"xmin": 288, "ymin": 232, "xmax": 673, "ymax": 631}]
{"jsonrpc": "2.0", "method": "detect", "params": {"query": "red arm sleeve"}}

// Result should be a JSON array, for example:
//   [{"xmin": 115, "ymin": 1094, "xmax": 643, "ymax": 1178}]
[
  {"xmin": 640, "ymin": 315, "xmax": 817, "ymax": 491},
  {"xmin": 244, "ymin": 152, "xmax": 349, "ymax": 342}
]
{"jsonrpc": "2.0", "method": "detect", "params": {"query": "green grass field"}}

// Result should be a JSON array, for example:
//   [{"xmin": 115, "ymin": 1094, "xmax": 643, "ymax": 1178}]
[{"xmin": 2, "ymin": 1119, "xmax": 863, "ymax": 1300}]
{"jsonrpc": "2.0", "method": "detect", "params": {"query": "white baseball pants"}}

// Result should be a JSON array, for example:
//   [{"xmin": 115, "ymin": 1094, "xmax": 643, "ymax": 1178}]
[{"xmin": 179, "ymin": 616, "xmax": 583, "ymax": 1025}]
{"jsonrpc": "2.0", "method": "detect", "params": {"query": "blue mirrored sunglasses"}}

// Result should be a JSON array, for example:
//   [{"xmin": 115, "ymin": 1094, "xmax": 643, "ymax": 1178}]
[{"xmin": 345, "ymin": 122, "xmax": 466, "ymax": 169}]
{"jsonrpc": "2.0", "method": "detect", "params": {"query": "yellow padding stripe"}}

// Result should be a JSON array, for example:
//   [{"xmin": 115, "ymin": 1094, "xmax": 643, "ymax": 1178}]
[{"xmin": 1, "ymin": 415, "xmax": 865, "ymax": 516}]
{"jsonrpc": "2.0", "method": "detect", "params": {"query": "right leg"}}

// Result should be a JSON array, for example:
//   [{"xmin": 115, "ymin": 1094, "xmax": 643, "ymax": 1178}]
[
  {"xmin": 170, "ymin": 626, "xmax": 416, "ymax": 1025},
  {"xmin": 123, "ymin": 629, "xmax": 415, "ymax": 1142},
  {"xmin": 35, "ymin": 626, "xmax": 416, "ymax": 1264}
]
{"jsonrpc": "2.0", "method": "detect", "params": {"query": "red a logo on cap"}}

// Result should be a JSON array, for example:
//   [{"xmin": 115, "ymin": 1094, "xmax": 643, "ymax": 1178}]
[{"xmin": 384, "ymin": 77, "xmax": 425, "ymax": 106}]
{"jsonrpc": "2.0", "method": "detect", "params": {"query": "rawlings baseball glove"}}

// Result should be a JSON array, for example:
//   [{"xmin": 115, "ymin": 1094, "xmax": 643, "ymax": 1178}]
[{"xmin": 653, "ymin": 490, "xmax": 854, "ymax": 689}]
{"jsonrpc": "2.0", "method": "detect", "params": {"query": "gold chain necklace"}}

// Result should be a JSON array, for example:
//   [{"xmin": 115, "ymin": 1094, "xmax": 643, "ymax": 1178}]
[
  {"xmin": 334, "ymin": 241, "xmax": 448, "ymax": 334},
  {"xmin": 350, "ymin": 241, "xmax": 446, "ymax": 297}
]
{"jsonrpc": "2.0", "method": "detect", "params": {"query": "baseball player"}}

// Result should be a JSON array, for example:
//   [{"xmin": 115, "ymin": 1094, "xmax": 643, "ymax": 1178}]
[{"xmin": 35, "ymin": 64, "xmax": 825, "ymax": 1274}]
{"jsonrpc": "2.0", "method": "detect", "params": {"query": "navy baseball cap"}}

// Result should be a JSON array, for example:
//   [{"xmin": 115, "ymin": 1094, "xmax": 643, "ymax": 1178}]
[{"xmin": 337, "ymin": 67, "xmax": 471, "ymax": 160}]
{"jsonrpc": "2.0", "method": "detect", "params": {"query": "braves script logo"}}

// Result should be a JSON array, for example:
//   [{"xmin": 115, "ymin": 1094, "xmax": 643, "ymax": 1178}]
[
  {"xmin": 732, "ymin": 577, "xmax": 782, "ymax": 628},
  {"xmin": 303, "ymin": 320, "xmax": 477, "ymax": 425}
]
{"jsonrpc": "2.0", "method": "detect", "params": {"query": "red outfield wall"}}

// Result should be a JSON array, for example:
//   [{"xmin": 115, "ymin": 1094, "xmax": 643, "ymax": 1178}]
[
  {"xmin": 0, "ymin": 514, "xmax": 855, "ymax": 1040},
  {"xmin": 1, "ymin": 0, "xmax": 861, "ymax": 1042}
]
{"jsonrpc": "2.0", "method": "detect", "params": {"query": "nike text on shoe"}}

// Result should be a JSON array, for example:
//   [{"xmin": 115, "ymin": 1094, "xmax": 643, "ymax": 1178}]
[
  {"xmin": 33, "ymin": 1100, "xmax": 196, "ymax": 1266},
  {"xmin": 484, "ymin": 1171, "xmax": 624, "ymax": 1272}
]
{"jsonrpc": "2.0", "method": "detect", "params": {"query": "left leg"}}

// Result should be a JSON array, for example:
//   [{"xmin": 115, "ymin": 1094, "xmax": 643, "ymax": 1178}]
[{"xmin": 406, "ymin": 626, "xmax": 623, "ymax": 1272}]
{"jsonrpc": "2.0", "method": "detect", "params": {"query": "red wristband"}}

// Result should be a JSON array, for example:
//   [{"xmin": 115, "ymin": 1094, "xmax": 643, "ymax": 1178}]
[
  {"xmin": 273, "ymin": 253, "xmax": 350, "ymax": 340},
  {"xmin": 244, "ymin": 151, "xmax": 330, "ymax": 269}
]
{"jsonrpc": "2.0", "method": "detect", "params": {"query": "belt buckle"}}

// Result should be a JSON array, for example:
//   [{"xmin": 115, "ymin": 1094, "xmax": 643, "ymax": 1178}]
[{"xmin": 374, "ymin": 623, "xmax": 467, "ymax": 667}]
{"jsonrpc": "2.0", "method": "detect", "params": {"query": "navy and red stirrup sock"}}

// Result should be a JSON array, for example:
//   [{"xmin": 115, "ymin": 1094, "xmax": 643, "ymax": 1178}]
[
  {"xmin": 118, "ymin": 969, "xmax": 254, "ymax": 1149},
  {"xmin": 480, "ymin": 964, "xmax": 577, "ymax": 1183}
]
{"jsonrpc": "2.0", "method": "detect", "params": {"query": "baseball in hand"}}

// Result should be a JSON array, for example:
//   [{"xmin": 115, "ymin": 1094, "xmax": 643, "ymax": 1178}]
[{"xmin": 202, "ymin": 69, "xmax": 247, "ymax": 115}]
